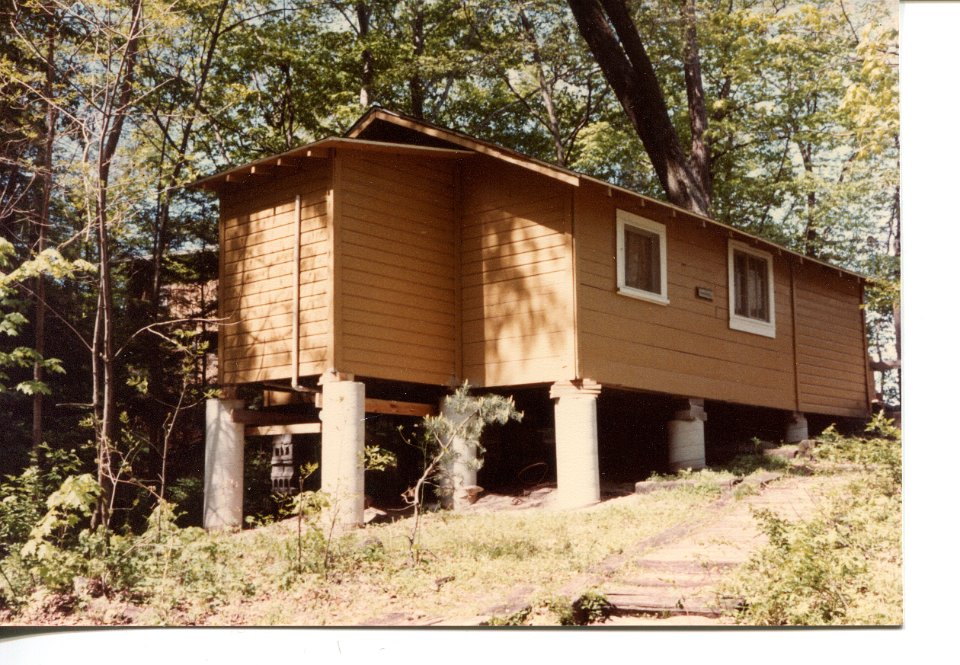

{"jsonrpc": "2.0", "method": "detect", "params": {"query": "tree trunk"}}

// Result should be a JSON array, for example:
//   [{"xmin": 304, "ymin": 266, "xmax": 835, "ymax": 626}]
[
  {"xmin": 145, "ymin": 0, "xmax": 229, "ymax": 478},
  {"xmin": 799, "ymin": 142, "xmax": 818, "ymax": 257},
  {"xmin": 408, "ymin": 1, "xmax": 425, "ymax": 118},
  {"xmin": 518, "ymin": 10, "xmax": 567, "ymax": 165},
  {"xmin": 93, "ymin": 0, "xmax": 144, "ymax": 529},
  {"xmin": 566, "ymin": 0, "xmax": 710, "ymax": 215},
  {"xmin": 358, "ymin": 1, "xmax": 373, "ymax": 107},
  {"xmin": 682, "ymin": 0, "xmax": 711, "ymax": 201},
  {"xmin": 33, "ymin": 9, "xmax": 58, "ymax": 449}
]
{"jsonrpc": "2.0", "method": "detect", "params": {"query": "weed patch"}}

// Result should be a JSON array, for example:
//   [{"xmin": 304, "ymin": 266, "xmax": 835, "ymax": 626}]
[{"xmin": 723, "ymin": 421, "xmax": 901, "ymax": 626}]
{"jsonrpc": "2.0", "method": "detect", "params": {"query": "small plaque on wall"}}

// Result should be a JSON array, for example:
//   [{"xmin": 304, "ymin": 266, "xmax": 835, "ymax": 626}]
[{"xmin": 696, "ymin": 286, "xmax": 714, "ymax": 301}]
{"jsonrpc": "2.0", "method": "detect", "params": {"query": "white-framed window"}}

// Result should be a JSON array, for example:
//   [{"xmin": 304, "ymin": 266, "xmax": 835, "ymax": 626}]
[
  {"xmin": 616, "ymin": 210, "xmax": 669, "ymax": 305},
  {"xmin": 727, "ymin": 240, "xmax": 776, "ymax": 338}
]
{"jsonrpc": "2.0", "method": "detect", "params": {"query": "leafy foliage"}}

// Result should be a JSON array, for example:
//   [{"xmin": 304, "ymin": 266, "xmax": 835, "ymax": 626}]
[{"xmin": 727, "ymin": 424, "xmax": 901, "ymax": 625}]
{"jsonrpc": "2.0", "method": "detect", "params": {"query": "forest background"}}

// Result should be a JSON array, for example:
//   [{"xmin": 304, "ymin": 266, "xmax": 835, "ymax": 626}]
[{"xmin": 0, "ymin": 0, "xmax": 899, "ymax": 531}]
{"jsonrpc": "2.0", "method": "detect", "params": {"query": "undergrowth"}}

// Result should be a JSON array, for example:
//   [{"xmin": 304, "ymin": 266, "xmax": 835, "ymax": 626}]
[{"xmin": 723, "ymin": 414, "xmax": 902, "ymax": 625}]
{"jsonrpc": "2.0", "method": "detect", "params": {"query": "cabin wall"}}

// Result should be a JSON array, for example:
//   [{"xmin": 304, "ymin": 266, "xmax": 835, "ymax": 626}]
[
  {"xmin": 460, "ymin": 158, "xmax": 576, "ymax": 387},
  {"xmin": 573, "ymin": 184, "xmax": 799, "ymax": 411},
  {"xmin": 335, "ymin": 151, "xmax": 458, "ymax": 385},
  {"xmin": 219, "ymin": 161, "xmax": 332, "ymax": 385},
  {"xmin": 793, "ymin": 264, "xmax": 871, "ymax": 417}
]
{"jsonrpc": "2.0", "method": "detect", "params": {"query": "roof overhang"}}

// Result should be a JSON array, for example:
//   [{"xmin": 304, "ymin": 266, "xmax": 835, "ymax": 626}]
[{"xmin": 188, "ymin": 137, "xmax": 474, "ymax": 190}]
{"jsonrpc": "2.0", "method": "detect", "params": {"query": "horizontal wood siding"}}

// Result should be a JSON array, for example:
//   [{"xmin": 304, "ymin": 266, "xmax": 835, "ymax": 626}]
[
  {"xmin": 460, "ymin": 158, "xmax": 575, "ymax": 387},
  {"xmin": 574, "ymin": 184, "xmax": 798, "ymax": 411},
  {"xmin": 793, "ymin": 264, "xmax": 870, "ymax": 417},
  {"xmin": 218, "ymin": 162, "xmax": 332, "ymax": 384},
  {"xmin": 336, "ymin": 151, "xmax": 457, "ymax": 384}
]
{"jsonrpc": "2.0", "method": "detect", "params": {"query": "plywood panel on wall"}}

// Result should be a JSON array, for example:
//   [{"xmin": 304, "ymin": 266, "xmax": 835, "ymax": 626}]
[
  {"xmin": 336, "ymin": 151, "xmax": 458, "ymax": 385},
  {"xmin": 573, "ymin": 184, "xmax": 798, "ymax": 412},
  {"xmin": 460, "ymin": 158, "xmax": 576, "ymax": 387},
  {"xmin": 218, "ymin": 161, "xmax": 332, "ymax": 384}
]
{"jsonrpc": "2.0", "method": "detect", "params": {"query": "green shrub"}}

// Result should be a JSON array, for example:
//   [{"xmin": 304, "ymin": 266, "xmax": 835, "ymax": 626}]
[
  {"xmin": 0, "ymin": 445, "xmax": 84, "ymax": 556},
  {"xmin": 570, "ymin": 590, "xmax": 613, "ymax": 625},
  {"xmin": 813, "ymin": 415, "xmax": 901, "ymax": 496},
  {"xmin": 727, "ymin": 469, "xmax": 901, "ymax": 625}
]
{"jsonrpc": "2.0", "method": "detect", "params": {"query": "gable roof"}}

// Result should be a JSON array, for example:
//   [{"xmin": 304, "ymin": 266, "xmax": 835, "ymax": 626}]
[{"xmin": 193, "ymin": 107, "xmax": 867, "ymax": 282}]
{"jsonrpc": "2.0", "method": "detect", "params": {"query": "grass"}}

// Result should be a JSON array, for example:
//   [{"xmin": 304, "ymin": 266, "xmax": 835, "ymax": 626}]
[
  {"xmin": 0, "ymin": 485, "xmax": 718, "ymax": 626},
  {"xmin": 1, "ymin": 422, "xmax": 901, "ymax": 627}
]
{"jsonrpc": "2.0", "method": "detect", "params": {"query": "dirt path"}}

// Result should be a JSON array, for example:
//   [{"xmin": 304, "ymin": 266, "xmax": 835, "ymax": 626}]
[
  {"xmin": 421, "ymin": 470, "xmax": 849, "ymax": 627},
  {"xmin": 595, "ymin": 473, "xmax": 848, "ymax": 626}
]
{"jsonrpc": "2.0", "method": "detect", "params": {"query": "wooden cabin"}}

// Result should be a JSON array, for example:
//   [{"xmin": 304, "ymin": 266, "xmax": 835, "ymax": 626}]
[{"xmin": 194, "ymin": 108, "xmax": 873, "ymax": 529}]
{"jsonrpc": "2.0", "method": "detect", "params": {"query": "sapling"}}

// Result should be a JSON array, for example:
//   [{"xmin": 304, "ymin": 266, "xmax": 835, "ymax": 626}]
[{"xmin": 401, "ymin": 382, "xmax": 522, "ymax": 564}]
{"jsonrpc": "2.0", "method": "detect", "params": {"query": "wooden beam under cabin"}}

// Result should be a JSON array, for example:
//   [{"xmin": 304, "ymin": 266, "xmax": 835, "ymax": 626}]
[
  {"xmin": 231, "ymin": 410, "xmax": 313, "ymax": 426},
  {"xmin": 314, "ymin": 394, "xmax": 435, "ymax": 418},
  {"xmin": 233, "ymin": 397, "xmax": 435, "ymax": 429},
  {"xmin": 245, "ymin": 423, "xmax": 322, "ymax": 437}
]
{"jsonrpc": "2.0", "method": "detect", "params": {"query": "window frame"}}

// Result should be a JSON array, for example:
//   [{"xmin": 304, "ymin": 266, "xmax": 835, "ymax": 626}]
[
  {"xmin": 727, "ymin": 239, "xmax": 776, "ymax": 338},
  {"xmin": 616, "ymin": 210, "xmax": 669, "ymax": 305}
]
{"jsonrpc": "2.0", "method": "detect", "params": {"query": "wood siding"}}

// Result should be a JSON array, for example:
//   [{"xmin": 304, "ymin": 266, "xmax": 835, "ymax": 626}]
[
  {"xmin": 213, "ymin": 135, "xmax": 869, "ymax": 419},
  {"xmin": 574, "ymin": 184, "xmax": 800, "ymax": 411},
  {"xmin": 793, "ymin": 263, "xmax": 871, "ymax": 417},
  {"xmin": 460, "ymin": 158, "xmax": 575, "ymax": 386},
  {"xmin": 336, "ymin": 151, "xmax": 458, "ymax": 385},
  {"xmin": 219, "ymin": 162, "xmax": 332, "ymax": 384}
]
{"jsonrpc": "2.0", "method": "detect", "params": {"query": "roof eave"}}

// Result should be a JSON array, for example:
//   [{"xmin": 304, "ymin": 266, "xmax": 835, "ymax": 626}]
[{"xmin": 188, "ymin": 137, "xmax": 474, "ymax": 190}]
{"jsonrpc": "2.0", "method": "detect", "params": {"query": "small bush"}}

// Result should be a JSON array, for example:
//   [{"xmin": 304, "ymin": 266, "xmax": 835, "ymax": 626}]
[{"xmin": 571, "ymin": 590, "xmax": 613, "ymax": 625}]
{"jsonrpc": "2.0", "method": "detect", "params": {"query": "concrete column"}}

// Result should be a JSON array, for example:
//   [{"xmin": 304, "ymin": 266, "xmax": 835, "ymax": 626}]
[
  {"xmin": 320, "ymin": 380, "xmax": 365, "ymax": 528},
  {"xmin": 203, "ymin": 398, "xmax": 245, "ymax": 531},
  {"xmin": 550, "ymin": 380, "xmax": 602, "ymax": 509},
  {"xmin": 785, "ymin": 412, "xmax": 809, "ymax": 443},
  {"xmin": 667, "ymin": 398, "xmax": 707, "ymax": 471},
  {"xmin": 441, "ymin": 399, "xmax": 478, "ymax": 510}
]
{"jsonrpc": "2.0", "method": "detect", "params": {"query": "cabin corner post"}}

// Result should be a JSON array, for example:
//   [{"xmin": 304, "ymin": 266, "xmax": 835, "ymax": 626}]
[
  {"xmin": 439, "ymin": 397, "xmax": 477, "ymax": 510},
  {"xmin": 784, "ymin": 412, "xmax": 809, "ymax": 443},
  {"xmin": 319, "ymin": 379, "xmax": 365, "ymax": 528},
  {"xmin": 203, "ymin": 398, "xmax": 245, "ymax": 531},
  {"xmin": 550, "ymin": 380, "xmax": 602, "ymax": 509},
  {"xmin": 667, "ymin": 398, "xmax": 707, "ymax": 472}
]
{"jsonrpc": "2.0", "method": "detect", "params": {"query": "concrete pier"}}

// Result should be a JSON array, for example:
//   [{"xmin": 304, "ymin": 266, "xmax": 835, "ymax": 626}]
[
  {"xmin": 784, "ymin": 412, "xmax": 809, "ymax": 443},
  {"xmin": 203, "ymin": 398, "xmax": 245, "ymax": 530},
  {"xmin": 320, "ymin": 380, "xmax": 366, "ymax": 528},
  {"xmin": 667, "ymin": 398, "xmax": 707, "ymax": 471},
  {"xmin": 551, "ymin": 380, "xmax": 602, "ymax": 509}
]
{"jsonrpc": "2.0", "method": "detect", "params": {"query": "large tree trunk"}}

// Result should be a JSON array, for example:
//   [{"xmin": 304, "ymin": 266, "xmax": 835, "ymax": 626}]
[
  {"xmin": 566, "ymin": 0, "xmax": 711, "ymax": 215},
  {"xmin": 682, "ymin": 0, "xmax": 711, "ymax": 199}
]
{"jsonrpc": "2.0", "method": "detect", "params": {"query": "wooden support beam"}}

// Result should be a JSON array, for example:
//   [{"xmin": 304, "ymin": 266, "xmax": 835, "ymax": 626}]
[
  {"xmin": 246, "ymin": 423, "xmax": 322, "ymax": 437},
  {"xmin": 231, "ymin": 409, "xmax": 314, "ymax": 426},
  {"xmin": 233, "ymin": 399, "xmax": 435, "ymax": 428},
  {"xmin": 314, "ymin": 394, "xmax": 435, "ymax": 417},
  {"xmin": 224, "ymin": 173, "xmax": 246, "ymax": 183},
  {"xmin": 249, "ymin": 165, "xmax": 273, "ymax": 177}
]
